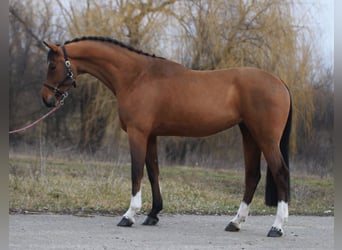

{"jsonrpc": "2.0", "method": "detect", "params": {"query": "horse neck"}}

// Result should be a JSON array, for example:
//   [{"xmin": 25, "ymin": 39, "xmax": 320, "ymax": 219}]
[{"xmin": 66, "ymin": 41, "xmax": 147, "ymax": 96}]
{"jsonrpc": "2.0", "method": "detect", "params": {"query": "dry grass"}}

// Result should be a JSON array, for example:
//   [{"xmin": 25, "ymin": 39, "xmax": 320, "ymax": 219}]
[{"xmin": 9, "ymin": 154, "xmax": 334, "ymax": 216}]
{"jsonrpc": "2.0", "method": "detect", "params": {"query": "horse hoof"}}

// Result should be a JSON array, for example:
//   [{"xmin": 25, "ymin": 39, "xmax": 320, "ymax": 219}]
[
  {"xmin": 117, "ymin": 217, "xmax": 134, "ymax": 227},
  {"xmin": 142, "ymin": 215, "xmax": 159, "ymax": 226},
  {"xmin": 267, "ymin": 226, "xmax": 283, "ymax": 237},
  {"xmin": 225, "ymin": 222, "xmax": 240, "ymax": 232}
]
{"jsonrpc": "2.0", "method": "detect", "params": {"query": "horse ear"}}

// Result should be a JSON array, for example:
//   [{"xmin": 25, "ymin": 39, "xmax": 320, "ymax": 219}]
[{"xmin": 43, "ymin": 41, "xmax": 58, "ymax": 52}]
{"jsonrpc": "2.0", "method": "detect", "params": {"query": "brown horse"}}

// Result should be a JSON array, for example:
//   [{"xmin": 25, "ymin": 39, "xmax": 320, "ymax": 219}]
[{"xmin": 41, "ymin": 36, "xmax": 292, "ymax": 237}]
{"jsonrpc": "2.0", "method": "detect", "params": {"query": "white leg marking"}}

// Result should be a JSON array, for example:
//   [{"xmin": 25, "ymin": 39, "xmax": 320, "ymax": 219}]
[
  {"xmin": 272, "ymin": 201, "xmax": 289, "ymax": 232},
  {"xmin": 230, "ymin": 201, "xmax": 250, "ymax": 228},
  {"xmin": 123, "ymin": 189, "xmax": 142, "ymax": 223}
]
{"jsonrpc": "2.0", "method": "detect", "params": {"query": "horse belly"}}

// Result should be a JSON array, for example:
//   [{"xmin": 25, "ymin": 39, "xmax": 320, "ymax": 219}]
[{"xmin": 153, "ymin": 107, "xmax": 241, "ymax": 137}]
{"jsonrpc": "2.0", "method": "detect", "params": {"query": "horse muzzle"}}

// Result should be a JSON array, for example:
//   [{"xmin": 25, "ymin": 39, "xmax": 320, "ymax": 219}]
[
  {"xmin": 42, "ymin": 94, "xmax": 57, "ymax": 107},
  {"xmin": 41, "ymin": 85, "xmax": 57, "ymax": 107}
]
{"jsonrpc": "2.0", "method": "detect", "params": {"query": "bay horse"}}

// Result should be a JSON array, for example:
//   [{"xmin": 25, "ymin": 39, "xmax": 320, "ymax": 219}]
[{"xmin": 41, "ymin": 36, "xmax": 292, "ymax": 237}]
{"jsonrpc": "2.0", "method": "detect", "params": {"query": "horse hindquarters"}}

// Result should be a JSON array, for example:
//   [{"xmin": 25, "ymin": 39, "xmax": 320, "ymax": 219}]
[{"xmin": 227, "ymin": 82, "xmax": 292, "ymax": 236}]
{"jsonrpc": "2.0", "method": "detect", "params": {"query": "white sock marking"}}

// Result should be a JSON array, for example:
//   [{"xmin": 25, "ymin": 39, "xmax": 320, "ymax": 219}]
[
  {"xmin": 123, "ymin": 189, "xmax": 142, "ymax": 223},
  {"xmin": 230, "ymin": 201, "xmax": 250, "ymax": 228},
  {"xmin": 272, "ymin": 201, "xmax": 288, "ymax": 232}
]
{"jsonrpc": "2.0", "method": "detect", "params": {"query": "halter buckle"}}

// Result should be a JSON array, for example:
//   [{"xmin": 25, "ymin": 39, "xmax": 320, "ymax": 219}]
[
  {"xmin": 59, "ymin": 92, "xmax": 69, "ymax": 105},
  {"xmin": 54, "ymin": 87, "xmax": 60, "ymax": 94}
]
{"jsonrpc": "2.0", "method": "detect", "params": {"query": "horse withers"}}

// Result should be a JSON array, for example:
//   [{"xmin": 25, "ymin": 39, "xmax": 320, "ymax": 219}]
[{"xmin": 41, "ymin": 36, "xmax": 291, "ymax": 237}]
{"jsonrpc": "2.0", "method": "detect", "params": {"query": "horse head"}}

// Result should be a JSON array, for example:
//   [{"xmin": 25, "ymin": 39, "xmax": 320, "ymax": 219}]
[{"xmin": 41, "ymin": 41, "xmax": 77, "ymax": 107}]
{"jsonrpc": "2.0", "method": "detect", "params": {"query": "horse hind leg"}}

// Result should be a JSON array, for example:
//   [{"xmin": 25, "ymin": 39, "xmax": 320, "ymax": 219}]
[
  {"xmin": 263, "ymin": 146, "xmax": 289, "ymax": 237},
  {"xmin": 225, "ymin": 124, "xmax": 261, "ymax": 232}
]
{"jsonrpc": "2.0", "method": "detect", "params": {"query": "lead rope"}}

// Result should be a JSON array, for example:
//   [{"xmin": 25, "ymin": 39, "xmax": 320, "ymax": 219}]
[{"xmin": 9, "ymin": 102, "xmax": 63, "ymax": 134}]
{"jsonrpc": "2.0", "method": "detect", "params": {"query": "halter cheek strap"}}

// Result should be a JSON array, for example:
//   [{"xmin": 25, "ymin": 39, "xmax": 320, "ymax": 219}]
[
  {"xmin": 44, "ymin": 44, "xmax": 77, "ymax": 104},
  {"xmin": 61, "ymin": 45, "xmax": 76, "ymax": 88}
]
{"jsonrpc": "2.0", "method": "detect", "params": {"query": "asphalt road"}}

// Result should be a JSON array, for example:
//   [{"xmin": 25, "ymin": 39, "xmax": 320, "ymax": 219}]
[{"xmin": 9, "ymin": 214, "xmax": 334, "ymax": 250}]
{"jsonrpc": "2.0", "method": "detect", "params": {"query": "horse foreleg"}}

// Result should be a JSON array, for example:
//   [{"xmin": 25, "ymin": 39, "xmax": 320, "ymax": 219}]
[
  {"xmin": 142, "ymin": 135, "xmax": 163, "ymax": 226},
  {"xmin": 226, "ymin": 124, "xmax": 261, "ymax": 232},
  {"xmin": 117, "ymin": 129, "xmax": 147, "ymax": 227}
]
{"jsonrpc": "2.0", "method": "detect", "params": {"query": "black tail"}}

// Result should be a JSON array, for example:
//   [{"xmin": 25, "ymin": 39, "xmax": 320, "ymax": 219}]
[{"xmin": 265, "ymin": 88, "xmax": 292, "ymax": 207}]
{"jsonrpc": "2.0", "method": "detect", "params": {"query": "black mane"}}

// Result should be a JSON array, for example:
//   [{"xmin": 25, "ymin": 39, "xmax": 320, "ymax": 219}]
[{"xmin": 64, "ymin": 36, "xmax": 165, "ymax": 60}]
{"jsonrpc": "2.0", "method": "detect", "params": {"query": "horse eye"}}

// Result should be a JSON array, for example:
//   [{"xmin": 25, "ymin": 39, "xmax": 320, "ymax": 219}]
[{"xmin": 50, "ymin": 64, "xmax": 56, "ymax": 71}]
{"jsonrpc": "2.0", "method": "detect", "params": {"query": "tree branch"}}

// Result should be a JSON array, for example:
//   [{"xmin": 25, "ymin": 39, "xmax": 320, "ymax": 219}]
[{"xmin": 9, "ymin": 5, "xmax": 42, "ymax": 46}]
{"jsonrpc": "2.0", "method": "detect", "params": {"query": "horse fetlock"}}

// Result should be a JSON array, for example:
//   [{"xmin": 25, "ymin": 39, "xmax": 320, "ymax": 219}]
[
  {"xmin": 122, "ymin": 209, "xmax": 136, "ymax": 221},
  {"xmin": 232, "ymin": 202, "xmax": 250, "ymax": 224},
  {"xmin": 231, "ymin": 214, "xmax": 245, "ymax": 224}
]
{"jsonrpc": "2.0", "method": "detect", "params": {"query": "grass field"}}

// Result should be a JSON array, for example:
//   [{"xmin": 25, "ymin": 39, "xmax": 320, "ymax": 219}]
[{"xmin": 9, "ymin": 154, "xmax": 334, "ymax": 216}]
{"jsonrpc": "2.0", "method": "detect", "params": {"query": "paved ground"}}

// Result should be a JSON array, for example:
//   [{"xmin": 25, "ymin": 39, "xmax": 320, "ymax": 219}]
[{"xmin": 9, "ymin": 214, "xmax": 333, "ymax": 250}]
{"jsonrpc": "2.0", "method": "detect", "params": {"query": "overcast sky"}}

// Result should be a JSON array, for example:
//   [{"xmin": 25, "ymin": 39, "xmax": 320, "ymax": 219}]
[
  {"xmin": 305, "ymin": 0, "xmax": 334, "ymax": 67},
  {"xmin": 317, "ymin": 0, "xmax": 333, "ymax": 67}
]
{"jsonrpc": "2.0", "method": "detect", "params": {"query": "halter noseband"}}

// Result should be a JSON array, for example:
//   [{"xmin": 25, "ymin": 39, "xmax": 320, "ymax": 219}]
[{"xmin": 44, "ymin": 44, "xmax": 76, "ymax": 105}]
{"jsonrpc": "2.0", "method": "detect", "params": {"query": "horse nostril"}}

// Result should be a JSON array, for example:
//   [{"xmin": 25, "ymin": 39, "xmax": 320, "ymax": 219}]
[{"xmin": 42, "ymin": 96, "xmax": 56, "ymax": 107}]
